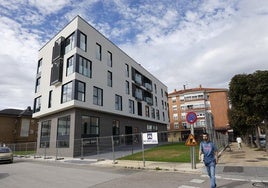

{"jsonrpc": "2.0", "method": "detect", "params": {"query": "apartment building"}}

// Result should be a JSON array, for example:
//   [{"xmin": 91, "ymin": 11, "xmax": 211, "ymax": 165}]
[
  {"xmin": 168, "ymin": 85, "xmax": 229, "ymax": 142},
  {"xmin": 33, "ymin": 16, "xmax": 169, "ymax": 157}
]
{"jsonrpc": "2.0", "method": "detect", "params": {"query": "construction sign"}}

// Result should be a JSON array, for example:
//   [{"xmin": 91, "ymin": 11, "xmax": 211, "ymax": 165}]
[{"xmin": 185, "ymin": 134, "xmax": 197, "ymax": 146}]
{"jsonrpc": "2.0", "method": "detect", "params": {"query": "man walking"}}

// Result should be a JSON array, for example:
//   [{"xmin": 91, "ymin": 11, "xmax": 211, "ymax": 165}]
[{"xmin": 199, "ymin": 132, "xmax": 218, "ymax": 188}]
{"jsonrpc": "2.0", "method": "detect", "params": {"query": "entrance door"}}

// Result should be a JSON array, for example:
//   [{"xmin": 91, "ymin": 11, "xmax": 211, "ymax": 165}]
[{"xmin": 125, "ymin": 126, "xmax": 133, "ymax": 145}]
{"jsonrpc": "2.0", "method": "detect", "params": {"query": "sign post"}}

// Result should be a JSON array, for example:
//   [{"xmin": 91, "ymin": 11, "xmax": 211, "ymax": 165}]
[
  {"xmin": 186, "ymin": 112, "xmax": 198, "ymax": 169},
  {"xmin": 142, "ymin": 132, "xmax": 158, "ymax": 167}
]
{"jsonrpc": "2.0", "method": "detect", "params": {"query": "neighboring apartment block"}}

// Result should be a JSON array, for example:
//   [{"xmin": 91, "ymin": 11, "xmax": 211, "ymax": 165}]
[
  {"xmin": 168, "ymin": 85, "xmax": 229, "ymax": 142},
  {"xmin": 0, "ymin": 107, "xmax": 38, "ymax": 145},
  {"xmin": 33, "ymin": 16, "xmax": 169, "ymax": 157}
]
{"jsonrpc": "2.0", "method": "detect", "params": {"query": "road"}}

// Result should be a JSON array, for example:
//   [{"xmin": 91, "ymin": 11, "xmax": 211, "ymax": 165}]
[{"xmin": 0, "ymin": 159, "xmax": 260, "ymax": 188}]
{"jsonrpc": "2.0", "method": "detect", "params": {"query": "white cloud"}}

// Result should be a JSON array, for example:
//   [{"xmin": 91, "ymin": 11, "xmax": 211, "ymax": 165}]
[
  {"xmin": 0, "ymin": 0, "xmax": 267, "ymax": 110},
  {"xmin": 29, "ymin": 0, "xmax": 71, "ymax": 15}
]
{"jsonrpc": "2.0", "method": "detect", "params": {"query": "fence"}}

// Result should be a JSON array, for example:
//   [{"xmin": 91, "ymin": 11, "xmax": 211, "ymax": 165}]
[{"xmin": 5, "ymin": 130, "xmax": 229, "ymax": 161}]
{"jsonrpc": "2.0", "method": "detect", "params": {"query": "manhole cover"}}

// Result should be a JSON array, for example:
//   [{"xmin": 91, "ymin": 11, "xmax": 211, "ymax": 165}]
[{"xmin": 223, "ymin": 166, "xmax": 244, "ymax": 173}]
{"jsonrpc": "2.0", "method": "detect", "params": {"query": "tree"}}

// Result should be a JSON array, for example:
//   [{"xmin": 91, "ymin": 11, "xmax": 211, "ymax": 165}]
[{"xmin": 228, "ymin": 70, "xmax": 268, "ymax": 150}]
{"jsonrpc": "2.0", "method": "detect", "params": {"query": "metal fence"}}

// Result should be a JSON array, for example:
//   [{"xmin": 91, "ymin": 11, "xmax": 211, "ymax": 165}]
[{"xmin": 5, "ymin": 130, "xmax": 229, "ymax": 161}]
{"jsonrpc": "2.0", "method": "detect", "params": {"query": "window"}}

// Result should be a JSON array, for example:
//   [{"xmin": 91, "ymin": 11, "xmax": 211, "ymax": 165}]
[
  {"xmin": 161, "ymin": 89, "xmax": 163, "ymax": 97},
  {"xmin": 40, "ymin": 120, "xmax": 51, "ymax": 148},
  {"xmin": 125, "ymin": 64, "xmax": 129, "ymax": 77},
  {"xmin": 154, "ymin": 84, "xmax": 157, "ymax": 94},
  {"xmin": 107, "ymin": 51, "xmax": 112, "ymax": 67},
  {"xmin": 173, "ymin": 114, "xmax": 178, "ymax": 120},
  {"xmin": 125, "ymin": 81, "xmax": 130, "ymax": 94},
  {"xmin": 96, "ymin": 43, "xmax": 102, "ymax": 60},
  {"xmin": 62, "ymin": 81, "xmax": 73, "ymax": 103},
  {"xmin": 155, "ymin": 96, "xmax": 158, "ymax": 106},
  {"xmin": 78, "ymin": 55, "xmax": 91, "ymax": 77},
  {"xmin": 78, "ymin": 31, "xmax": 86, "ymax": 51},
  {"xmin": 107, "ymin": 71, "xmax": 112, "ymax": 87},
  {"xmin": 75, "ymin": 81, "xmax": 85, "ymax": 102},
  {"xmin": 151, "ymin": 107, "xmax": 155, "ymax": 119},
  {"xmin": 147, "ymin": 125, "xmax": 158, "ymax": 132},
  {"xmin": 174, "ymin": 122, "xmax": 179, "ymax": 129},
  {"xmin": 162, "ymin": 112, "xmax": 165, "ymax": 121},
  {"xmin": 145, "ymin": 105, "xmax": 150, "ymax": 117},
  {"xmin": 172, "ymin": 105, "xmax": 177, "ymax": 112},
  {"xmin": 48, "ymin": 90, "xmax": 52, "ymax": 108},
  {"xmin": 156, "ymin": 109, "xmax": 160, "ymax": 120},
  {"xmin": 162, "ymin": 100, "xmax": 164, "ymax": 109},
  {"xmin": 66, "ymin": 56, "xmax": 74, "ymax": 76},
  {"xmin": 129, "ymin": 99, "xmax": 135, "ymax": 114},
  {"xmin": 35, "ymin": 77, "xmax": 41, "ymax": 93},
  {"xmin": 137, "ymin": 102, "xmax": 142, "ymax": 116},
  {"xmin": 34, "ymin": 96, "xmax": 41, "ymax": 112},
  {"xmin": 65, "ymin": 33, "xmax": 75, "ymax": 53},
  {"xmin": 20, "ymin": 119, "xmax": 30, "ymax": 137},
  {"xmin": 115, "ymin": 94, "xmax": 122, "ymax": 111},
  {"xmin": 37, "ymin": 59, "xmax": 42, "ymax": 74},
  {"xmin": 172, "ymin": 97, "xmax": 176, "ymax": 103},
  {"xmin": 82, "ymin": 116, "xmax": 99, "ymax": 136},
  {"xmin": 57, "ymin": 116, "xmax": 70, "ymax": 148},
  {"xmin": 93, "ymin": 86, "xmax": 103, "ymax": 106}
]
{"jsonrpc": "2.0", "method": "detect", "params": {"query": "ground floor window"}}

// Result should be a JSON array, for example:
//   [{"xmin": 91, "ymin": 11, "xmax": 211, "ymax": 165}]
[
  {"xmin": 82, "ymin": 116, "xmax": 100, "ymax": 137},
  {"xmin": 40, "ymin": 120, "xmax": 51, "ymax": 148},
  {"xmin": 57, "ymin": 116, "xmax": 70, "ymax": 148}
]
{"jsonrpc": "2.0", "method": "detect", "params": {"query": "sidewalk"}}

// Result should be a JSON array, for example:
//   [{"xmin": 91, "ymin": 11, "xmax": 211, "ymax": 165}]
[{"xmin": 89, "ymin": 142, "xmax": 268, "ymax": 182}]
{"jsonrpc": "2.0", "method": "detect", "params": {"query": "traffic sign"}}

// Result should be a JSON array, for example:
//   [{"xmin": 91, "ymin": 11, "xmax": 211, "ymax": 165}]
[
  {"xmin": 185, "ymin": 134, "xmax": 197, "ymax": 146},
  {"xmin": 186, "ymin": 112, "xmax": 197, "ymax": 124}
]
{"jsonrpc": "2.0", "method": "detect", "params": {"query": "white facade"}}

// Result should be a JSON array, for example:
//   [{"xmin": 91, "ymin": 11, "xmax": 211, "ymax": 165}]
[{"xmin": 33, "ymin": 16, "xmax": 169, "ymax": 157}]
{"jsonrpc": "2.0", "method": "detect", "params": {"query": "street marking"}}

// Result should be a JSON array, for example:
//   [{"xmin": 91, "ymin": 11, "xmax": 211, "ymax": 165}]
[
  {"xmin": 178, "ymin": 186, "xmax": 200, "ymax": 188},
  {"xmin": 190, "ymin": 179, "xmax": 205, "ymax": 183}
]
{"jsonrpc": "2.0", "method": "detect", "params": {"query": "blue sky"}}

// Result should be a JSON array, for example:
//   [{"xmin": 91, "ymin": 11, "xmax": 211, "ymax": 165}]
[{"xmin": 0, "ymin": 0, "xmax": 268, "ymax": 110}]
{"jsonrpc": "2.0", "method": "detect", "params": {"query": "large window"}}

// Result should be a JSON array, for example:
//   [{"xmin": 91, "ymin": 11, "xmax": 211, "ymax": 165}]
[
  {"xmin": 107, "ymin": 51, "xmax": 112, "ymax": 67},
  {"xmin": 78, "ymin": 31, "xmax": 86, "ymax": 51},
  {"xmin": 40, "ymin": 120, "xmax": 51, "ymax": 148},
  {"xmin": 66, "ymin": 56, "xmax": 74, "ymax": 76},
  {"xmin": 75, "ymin": 81, "xmax": 85, "ymax": 102},
  {"xmin": 107, "ymin": 71, "xmax": 112, "ymax": 87},
  {"xmin": 34, "ymin": 96, "xmax": 41, "ymax": 112},
  {"xmin": 57, "ymin": 116, "xmax": 70, "ymax": 148},
  {"xmin": 115, "ymin": 94, "xmax": 122, "ymax": 111},
  {"xmin": 78, "ymin": 55, "xmax": 91, "ymax": 77},
  {"xmin": 93, "ymin": 86, "xmax": 103, "ymax": 106},
  {"xmin": 82, "ymin": 116, "xmax": 99, "ymax": 136},
  {"xmin": 65, "ymin": 33, "xmax": 75, "ymax": 53},
  {"xmin": 96, "ymin": 43, "xmax": 102, "ymax": 61},
  {"xmin": 129, "ymin": 99, "xmax": 135, "ymax": 114},
  {"xmin": 62, "ymin": 81, "xmax": 73, "ymax": 103}
]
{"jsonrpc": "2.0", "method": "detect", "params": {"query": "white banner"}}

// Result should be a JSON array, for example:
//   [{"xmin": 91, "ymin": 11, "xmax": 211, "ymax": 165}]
[{"xmin": 142, "ymin": 132, "xmax": 158, "ymax": 145}]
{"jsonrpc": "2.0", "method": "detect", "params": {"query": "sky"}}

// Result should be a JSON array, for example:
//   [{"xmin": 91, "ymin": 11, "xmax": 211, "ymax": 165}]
[{"xmin": 0, "ymin": 0, "xmax": 268, "ymax": 110}]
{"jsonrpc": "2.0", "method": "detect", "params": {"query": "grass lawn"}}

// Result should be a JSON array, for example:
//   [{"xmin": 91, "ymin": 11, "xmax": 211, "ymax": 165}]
[
  {"xmin": 13, "ymin": 150, "xmax": 36, "ymax": 156},
  {"xmin": 119, "ymin": 142, "xmax": 200, "ymax": 162}
]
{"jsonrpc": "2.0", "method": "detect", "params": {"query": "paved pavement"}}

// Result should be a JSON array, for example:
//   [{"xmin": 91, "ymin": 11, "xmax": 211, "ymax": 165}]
[
  {"xmin": 89, "ymin": 142, "xmax": 268, "ymax": 182},
  {"xmin": 18, "ymin": 142, "xmax": 268, "ymax": 185}
]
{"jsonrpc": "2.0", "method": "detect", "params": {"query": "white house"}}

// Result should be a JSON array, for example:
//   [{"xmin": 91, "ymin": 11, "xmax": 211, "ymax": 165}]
[{"xmin": 33, "ymin": 16, "xmax": 169, "ymax": 157}]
